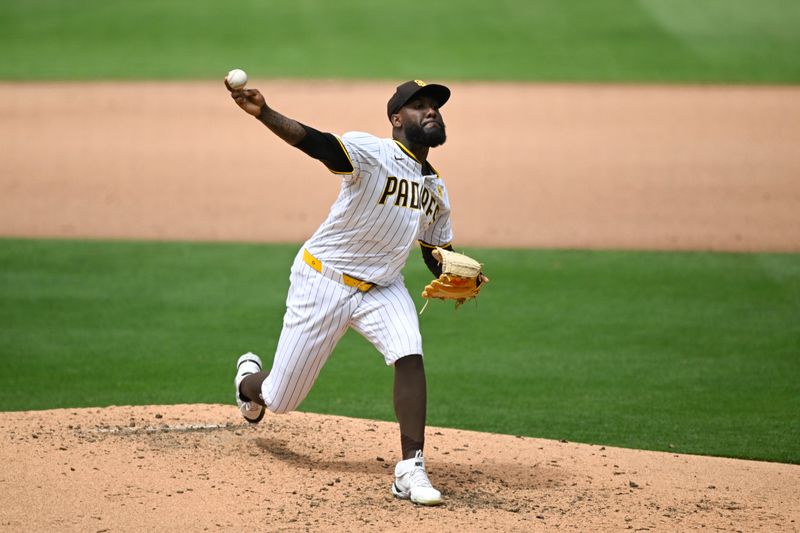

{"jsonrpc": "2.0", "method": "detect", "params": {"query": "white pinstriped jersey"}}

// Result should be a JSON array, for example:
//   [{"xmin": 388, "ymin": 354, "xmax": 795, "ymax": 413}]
[{"xmin": 304, "ymin": 131, "xmax": 453, "ymax": 286}]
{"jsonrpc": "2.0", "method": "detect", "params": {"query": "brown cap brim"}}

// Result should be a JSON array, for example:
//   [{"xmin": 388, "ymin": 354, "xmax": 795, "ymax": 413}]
[{"xmin": 387, "ymin": 81, "xmax": 451, "ymax": 119}]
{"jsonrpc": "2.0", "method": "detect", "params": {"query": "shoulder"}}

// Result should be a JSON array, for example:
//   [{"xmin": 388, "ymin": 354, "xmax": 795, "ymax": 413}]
[
  {"xmin": 341, "ymin": 131, "xmax": 385, "ymax": 150},
  {"xmin": 342, "ymin": 131, "xmax": 381, "ymax": 142},
  {"xmin": 340, "ymin": 131, "xmax": 393, "ymax": 164}
]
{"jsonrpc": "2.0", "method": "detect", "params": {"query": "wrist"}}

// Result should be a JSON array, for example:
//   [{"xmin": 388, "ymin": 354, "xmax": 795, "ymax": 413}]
[{"xmin": 256, "ymin": 105, "xmax": 270, "ymax": 121}]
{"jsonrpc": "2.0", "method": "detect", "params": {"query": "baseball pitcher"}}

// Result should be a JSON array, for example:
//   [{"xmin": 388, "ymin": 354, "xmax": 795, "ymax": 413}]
[{"xmin": 226, "ymin": 78, "xmax": 487, "ymax": 506}]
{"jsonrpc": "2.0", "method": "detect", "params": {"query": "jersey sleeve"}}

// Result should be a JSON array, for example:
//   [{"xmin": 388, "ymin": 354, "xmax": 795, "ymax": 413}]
[
  {"xmin": 417, "ymin": 179, "xmax": 454, "ymax": 247},
  {"xmin": 418, "ymin": 213, "xmax": 453, "ymax": 248},
  {"xmin": 338, "ymin": 131, "xmax": 383, "ymax": 182}
]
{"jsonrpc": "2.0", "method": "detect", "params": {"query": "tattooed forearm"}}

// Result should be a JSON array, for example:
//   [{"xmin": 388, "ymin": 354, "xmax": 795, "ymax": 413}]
[{"xmin": 257, "ymin": 105, "xmax": 307, "ymax": 146}]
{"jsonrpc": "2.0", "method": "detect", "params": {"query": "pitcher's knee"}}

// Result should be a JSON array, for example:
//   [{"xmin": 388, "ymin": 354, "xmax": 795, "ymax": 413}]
[
  {"xmin": 260, "ymin": 366, "xmax": 319, "ymax": 414},
  {"xmin": 262, "ymin": 386, "xmax": 305, "ymax": 415},
  {"xmin": 266, "ymin": 401, "xmax": 295, "ymax": 415}
]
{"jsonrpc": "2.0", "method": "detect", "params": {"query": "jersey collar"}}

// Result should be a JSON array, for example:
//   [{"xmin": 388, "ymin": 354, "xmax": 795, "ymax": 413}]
[
  {"xmin": 394, "ymin": 140, "xmax": 421, "ymax": 164},
  {"xmin": 393, "ymin": 140, "xmax": 440, "ymax": 177}
]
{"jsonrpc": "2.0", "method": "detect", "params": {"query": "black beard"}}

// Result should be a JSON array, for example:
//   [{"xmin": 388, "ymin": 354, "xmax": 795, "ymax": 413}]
[{"xmin": 404, "ymin": 121, "xmax": 447, "ymax": 148}]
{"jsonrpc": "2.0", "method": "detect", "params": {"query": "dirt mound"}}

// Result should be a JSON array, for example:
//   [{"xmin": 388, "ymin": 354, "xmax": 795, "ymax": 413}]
[{"xmin": 0, "ymin": 404, "xmax": 797, "ymax": 532}]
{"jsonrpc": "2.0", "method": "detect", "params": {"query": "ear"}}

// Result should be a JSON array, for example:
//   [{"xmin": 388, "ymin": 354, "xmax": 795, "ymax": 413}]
[{"xmin": 390, "ymin": 113, "xmax": 402, "ymax": 128}]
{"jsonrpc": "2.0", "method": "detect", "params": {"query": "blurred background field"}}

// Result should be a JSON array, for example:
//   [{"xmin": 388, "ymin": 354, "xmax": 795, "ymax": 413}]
[
  {"xmin": 1, "ymin": 0, "xmax": 799, "ymax": 83},
  {"xmin": 1, "ymin": 0, "xmax": 799, "ymax": 465}
]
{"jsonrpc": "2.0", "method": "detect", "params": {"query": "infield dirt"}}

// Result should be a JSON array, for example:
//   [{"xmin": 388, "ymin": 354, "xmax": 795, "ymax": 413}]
[
  {"xmin": 1, "ymin": 405, "xmax": 798, "ymax": 532},
  {"xmin": 1, "ymin": 81, "xmax": 799, "ymax": 250},
  {"xmin": 0, "ymin": 81, "xmax": 799, "ymax": 532}
]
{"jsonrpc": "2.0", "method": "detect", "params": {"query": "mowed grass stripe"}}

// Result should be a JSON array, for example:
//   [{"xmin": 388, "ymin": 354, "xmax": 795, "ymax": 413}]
[
  {"xmin": 1, "ymin": 0, "xmax": 798, "ymax": 82},
  {"xmin": 0, "ymin": 239, "xmax": 798, "ymax": 463}
]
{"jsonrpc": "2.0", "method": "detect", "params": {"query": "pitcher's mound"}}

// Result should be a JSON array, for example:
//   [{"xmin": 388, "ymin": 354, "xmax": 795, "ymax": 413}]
[{"xmin": 0, "ymin": 404, "xmax": 797, "ymax": 531}]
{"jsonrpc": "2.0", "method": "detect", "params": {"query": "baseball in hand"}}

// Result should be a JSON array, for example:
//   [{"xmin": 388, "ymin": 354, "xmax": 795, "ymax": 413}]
[{"xmin": 226, "ymin": 68, "xmax": 248, "ymax": 89}]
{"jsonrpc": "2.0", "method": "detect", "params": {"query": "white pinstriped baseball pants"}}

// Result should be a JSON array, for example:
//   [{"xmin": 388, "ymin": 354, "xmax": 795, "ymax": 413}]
[{"xmin": 260, "ymin": 249, "xmax": 423, "ymax": 414}]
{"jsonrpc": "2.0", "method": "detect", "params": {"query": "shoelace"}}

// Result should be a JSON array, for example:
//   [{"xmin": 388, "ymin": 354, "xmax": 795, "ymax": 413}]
[{"xmin": 409, "ymin": 466, "xmax": 433, "ymax": 488}]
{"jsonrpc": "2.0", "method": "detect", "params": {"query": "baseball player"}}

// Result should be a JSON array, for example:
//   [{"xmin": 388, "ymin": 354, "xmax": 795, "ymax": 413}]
[{"xmin": 226, "ymin": 79, "xmax": 461, "ymax": 506}]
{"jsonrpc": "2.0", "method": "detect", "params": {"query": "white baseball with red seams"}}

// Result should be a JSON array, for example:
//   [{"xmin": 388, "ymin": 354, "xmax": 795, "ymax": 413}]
[
  {"xmin": 257, "ymin": 131, "xmax": 453, "ymax": 414},
  {"xmin": 226, "ymin": 69, "xmax": 248, "ymax": 89}
]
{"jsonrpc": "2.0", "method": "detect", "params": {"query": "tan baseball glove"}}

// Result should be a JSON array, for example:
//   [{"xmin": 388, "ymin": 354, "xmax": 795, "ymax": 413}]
[{"xmin": 421, "ymin": 247, "xmax": 489, "ymax": 309}]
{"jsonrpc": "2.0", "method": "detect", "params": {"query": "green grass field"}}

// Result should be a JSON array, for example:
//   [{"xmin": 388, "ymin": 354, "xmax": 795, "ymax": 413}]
[
  {"xmin": 1, "ymin": 0, "xmax": 799, "ymax": 83},
  {"xmin": 1, "ymin": 238, "xmax": 798, "ymax": 463}
]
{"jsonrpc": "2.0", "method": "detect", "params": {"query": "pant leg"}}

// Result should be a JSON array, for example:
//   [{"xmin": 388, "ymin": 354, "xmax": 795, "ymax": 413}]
[
  {"xmin": 350, "ymin": 276, "xmax": 423, "ymax": 365},
  {"xmin": 261, "ymin": 254, "xmax": 358, "ymax": 413}
]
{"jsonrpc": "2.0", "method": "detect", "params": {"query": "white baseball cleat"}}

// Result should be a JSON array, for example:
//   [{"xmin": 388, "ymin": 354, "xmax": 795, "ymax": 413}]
[
  {"xmin": 391, "ymin": 450, "xmax": 443, "ymax": 505},
  {"xmin": 234, "ymin": 352, "xmax": 265, "ymax": 424}
]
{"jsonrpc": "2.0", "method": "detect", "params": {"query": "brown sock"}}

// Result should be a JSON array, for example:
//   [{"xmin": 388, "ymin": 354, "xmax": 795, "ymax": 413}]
[
  {"xmin": 393, "ymin": 355, "xmax": 427, "ymax": 460},
  {"xmin": 239, "ymin": 371, "xmax": 269, "ymax": 406}
]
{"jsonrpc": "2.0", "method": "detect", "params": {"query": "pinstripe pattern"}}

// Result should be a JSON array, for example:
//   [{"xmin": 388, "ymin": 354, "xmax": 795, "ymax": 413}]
[
  {"xmin": 259, "ymin": 132, "xmax": 451, "ymax": 414},
  {"xmin": 351, "ymin": 276, "xmax": 422, "ymax": 361},
  {"xmin": 306, "ymin": 132, "xmax": 453, "ymax": 286},
  {"xmin": 261, "ymin": 250, "xmax": 423, "ymax": 413}
]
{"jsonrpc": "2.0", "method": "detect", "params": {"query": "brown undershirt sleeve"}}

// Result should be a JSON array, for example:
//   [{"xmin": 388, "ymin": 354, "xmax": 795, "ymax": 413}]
[{"xmin": 294, "ymin": 124, "xmax": 354, "ymax": 174}]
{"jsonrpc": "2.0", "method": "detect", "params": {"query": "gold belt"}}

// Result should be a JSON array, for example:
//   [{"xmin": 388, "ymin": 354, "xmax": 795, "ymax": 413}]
[{"xmin": 303, "ymin": 249, "xmax": 374, "ymax": 292}]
